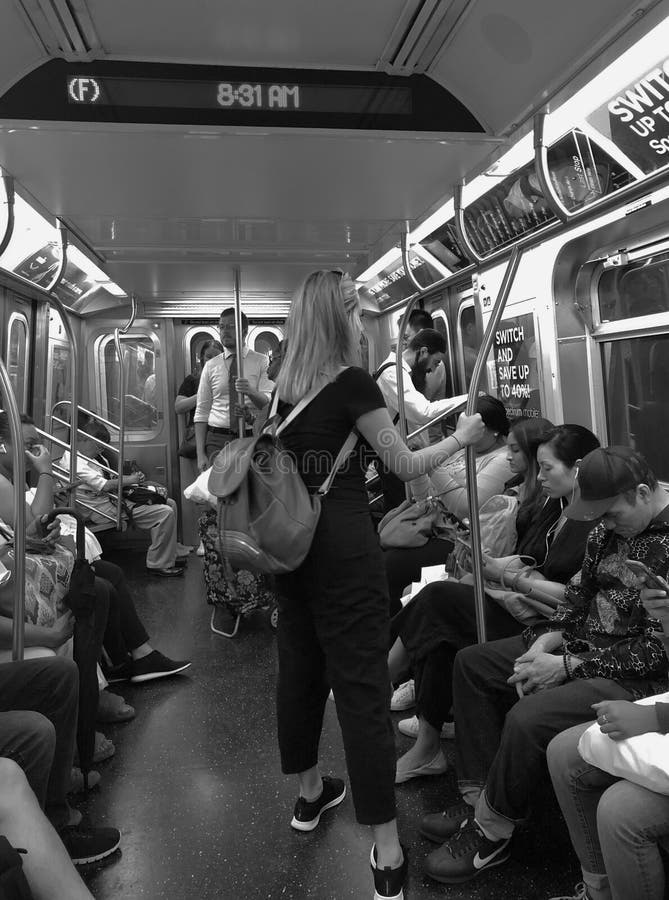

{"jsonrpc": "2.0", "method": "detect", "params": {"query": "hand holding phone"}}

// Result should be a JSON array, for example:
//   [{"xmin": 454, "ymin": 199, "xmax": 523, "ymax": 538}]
[{"xmin": 626, "ymin": 559, "xmax": 669, "ymax": 593}]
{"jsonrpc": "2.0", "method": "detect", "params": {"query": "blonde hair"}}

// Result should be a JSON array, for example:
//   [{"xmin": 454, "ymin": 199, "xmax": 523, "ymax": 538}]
[{"xmin": 276, "ymin": 271, "xmax": 362, "ymax": 404}]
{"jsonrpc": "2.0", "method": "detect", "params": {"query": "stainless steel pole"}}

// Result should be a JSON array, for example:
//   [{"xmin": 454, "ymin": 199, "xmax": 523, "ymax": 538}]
[
  {"xmin": 232, "ymin": 267, "xmax": 245, "ymax": 439},
  {"xmin": 0, "ymin": 361, "xmax": 26, "ymax": 661},
  {"xmin": 465, "ymin": 245, "xmax": 522, "ymax": 643}
]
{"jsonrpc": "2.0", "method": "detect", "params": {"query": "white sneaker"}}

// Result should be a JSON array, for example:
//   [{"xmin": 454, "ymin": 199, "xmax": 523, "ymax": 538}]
[
  {"xmin": 390, "ymin": 680, "xmax": 415, "ymax": 711},
  {"xmin": 176, "ymin": 542, "xmax": 194, "ymax": 557},
  {"xmin": 196, "ymin": 541, "xmax": 205, "ymax": 557},
  {"xmin": 398, "ymin": 716, "xmax": 455, "ymax": 740}
]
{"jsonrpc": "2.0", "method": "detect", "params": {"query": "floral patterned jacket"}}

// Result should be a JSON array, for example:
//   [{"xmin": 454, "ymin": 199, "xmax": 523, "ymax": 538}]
[{"xmin": 524, "ymin": 504, "xmax": 669, "ymax": 698}]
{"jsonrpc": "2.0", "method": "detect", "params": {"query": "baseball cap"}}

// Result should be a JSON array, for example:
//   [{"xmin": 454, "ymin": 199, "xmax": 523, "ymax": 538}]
[{"xmin": 564, "ymin": 446, "xmax": 655, "ymax": 521}]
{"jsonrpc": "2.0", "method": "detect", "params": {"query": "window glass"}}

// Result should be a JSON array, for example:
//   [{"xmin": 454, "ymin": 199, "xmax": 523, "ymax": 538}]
[
  {"xmin": 598, "ymin": 254, "xmax": 669, "ymax": 323},
  {"xmin": 5, "ymin": 315, "xmax": 28, "ymax": 411},
  {"xmin": 252, "ymin": 330, "xmax": 280, "ymax": 357},
  {"xmin": 601, "ymin": 334, "xmax": 669, "ymax": 479},
  {"xmin": 188, "ymin": 330, "xmax": 220, "ymax": 376},
  {"xmin": 458, "ymin": 305, "xmax": 479, "ymax": 389},
  {"xmin": 102, "ymin": 335, "xmax": 161, "ymax": 433}
]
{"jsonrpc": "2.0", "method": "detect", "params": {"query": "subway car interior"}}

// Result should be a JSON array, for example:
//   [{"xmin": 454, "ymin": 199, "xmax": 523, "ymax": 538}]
[{"xmin": 2, "ymin": 1, "xmax": 669, "ymax": 897}]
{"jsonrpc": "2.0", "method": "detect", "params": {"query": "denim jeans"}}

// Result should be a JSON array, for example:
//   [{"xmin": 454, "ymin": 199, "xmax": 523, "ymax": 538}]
[
  {"xmin": 548, "ymin": 722, "xmax": 669, "ymax": 900},
  {"xmin": 452, "ymin": 636, "xmax": 632, "ymax": 833}
]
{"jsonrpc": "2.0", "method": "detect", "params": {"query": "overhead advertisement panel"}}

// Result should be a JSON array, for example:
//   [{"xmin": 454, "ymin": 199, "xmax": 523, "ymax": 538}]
[
  {"xmin": 587, "ymin": 56, "xmax": 669, "ymax": 174},
  {"xmin": 462, "ymin": 130, "xmax": 634, "ymax": 258},
  {"xmin": 360, "ymin": 250, "xmax": 443, "ymax": 310}
]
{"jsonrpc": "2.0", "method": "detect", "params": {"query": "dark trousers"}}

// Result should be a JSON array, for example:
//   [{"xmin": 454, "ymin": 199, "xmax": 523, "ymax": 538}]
[
  {"xmin": 94, "ymin": 559, "xmax": 150, "ymax": 663},
  {"xmin": 206, "ymin": 428, "xmax": 251, "ymax": 463},
  {"xmin": 453, "ymin": 635, "xmax": 634, "ymax": 824},
  {"xmin": 276, "ymin": 506, "xmax": 396, "ymax": 826},
  {"xmin": 384, "ymin": 539, "xmax": 453, "ymax": 617},
  {"xmin": 409, "ymin": 583, "xmax": 522, "ymax": 731},
  {"xmin": 0, "ymin": 657, "xmax": 78, "ymax": 831}
]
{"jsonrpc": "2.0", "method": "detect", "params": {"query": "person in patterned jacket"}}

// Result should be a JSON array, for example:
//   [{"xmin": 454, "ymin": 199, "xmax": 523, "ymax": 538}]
[{"xmin": 419, "ymin": 446, "xmax": 669, "ymax": 885}]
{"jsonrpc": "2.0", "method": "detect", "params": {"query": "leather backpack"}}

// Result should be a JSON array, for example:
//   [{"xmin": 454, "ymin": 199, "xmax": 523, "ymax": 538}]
[{"xmin": 207, "ymin": 383, "xmax": 358, "ymax": 574}]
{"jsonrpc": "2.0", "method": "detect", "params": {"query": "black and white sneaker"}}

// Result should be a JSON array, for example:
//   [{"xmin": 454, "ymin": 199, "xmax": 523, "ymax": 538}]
[
  {"xmin": 130, "ymin": 651, "xmax": 191, "ymax": 683},
  {"xmin": 290, "ymin": 775, "xmax": 346, "ymax": 832},
  {"xmin": 424, "ymin": 818, "xmax": 510, "ymax": 884},
  {"xmin": 370, "ymin": 843, "xmax": 408, "ymax": 900},
  {"xmin": 60, "ymin": 824, "xmax": 121, "ymax": 865}
]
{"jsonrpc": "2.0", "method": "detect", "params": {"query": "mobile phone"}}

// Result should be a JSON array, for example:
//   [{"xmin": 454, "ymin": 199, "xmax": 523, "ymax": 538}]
[{"xmin": 626, "ymin": 559, "xmax": 669, "ymax": 592}]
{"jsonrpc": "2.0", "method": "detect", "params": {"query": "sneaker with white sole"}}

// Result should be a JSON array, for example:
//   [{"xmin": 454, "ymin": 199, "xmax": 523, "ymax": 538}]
[
  {"xmin": 290, "ymin": 775, "xmax": 346, "ymax": 831},
  {"xmin": 398, "ymin": 716, "xmax": 455, "ymax": 740},
  {"xmin": 130, "ymin": 651, "xmax": 191, "ymax": 683},
  {"xmin": 390, "ymin": 680, "xmax": 415, "ymax": 711},
  {"xmin": 59, "ymin": 824, "xmax": 121, "ymax": 865},
  {"xmin": 371, "ymin": 843, "xmax": 408, "ymax": 900},
  {"xmin": 424, "ymin": 819, "xmax": 510, "ymax": 884},
  {"xmin": 549, "ymin": 885, "xmax": 590, "ymax": 900}
]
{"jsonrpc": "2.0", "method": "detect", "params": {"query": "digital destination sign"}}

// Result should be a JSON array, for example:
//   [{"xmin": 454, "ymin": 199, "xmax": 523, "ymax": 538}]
[
  {"xmin": 0, "ymin": 59, "xmax": 485, "ymax": 133},
  {"xmin": 66, "ymin": 76, "xmax": 412, "ymax": 116}
]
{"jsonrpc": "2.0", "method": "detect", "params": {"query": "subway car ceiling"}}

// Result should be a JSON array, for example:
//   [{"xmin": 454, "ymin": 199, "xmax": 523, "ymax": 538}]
[{"xmin": 0, "ymin": 0, "xmax": 666, "ymax": 320}]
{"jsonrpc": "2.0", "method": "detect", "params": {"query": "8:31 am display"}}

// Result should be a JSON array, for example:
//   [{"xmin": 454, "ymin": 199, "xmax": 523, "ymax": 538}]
[{"xmin": 216, "ymin": 83, "xmax": 300, "ymax": 109}]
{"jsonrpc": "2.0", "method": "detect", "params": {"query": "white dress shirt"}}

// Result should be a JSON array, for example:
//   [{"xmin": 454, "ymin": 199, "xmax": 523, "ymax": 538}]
[{"xmin": 194, "ymin": 345, "xmax": 272, "ymax": 429}]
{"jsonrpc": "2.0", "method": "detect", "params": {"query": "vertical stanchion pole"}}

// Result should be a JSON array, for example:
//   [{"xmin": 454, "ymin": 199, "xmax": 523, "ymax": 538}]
[
  {"xmin": 465, "ymin": 246, "xmax": 522, "ymax": 643},
  {"xmin": 0, "ymin": 362, "xmax": 26, "ymax": 661},
  {"xmin": 232, "ymin": 267, "xmax": 245, "ymax": 439},
  {"xmin": 114, "ymin": 294, "xmax": 137, "ymax": 528}
]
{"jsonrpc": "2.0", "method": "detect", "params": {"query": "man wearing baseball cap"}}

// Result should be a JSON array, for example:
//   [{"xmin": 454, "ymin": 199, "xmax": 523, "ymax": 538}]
[{"xmin": 421, "ymin": 446, "xmax": 669, "ymax": 886}]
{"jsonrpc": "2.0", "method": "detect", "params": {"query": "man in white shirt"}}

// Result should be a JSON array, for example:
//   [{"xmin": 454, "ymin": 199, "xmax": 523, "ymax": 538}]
[
  {"xmin": 400, "ymin": 309, "xmax": 448, "ymax": 401},
  {"xmin": 194, "ymin": 308, "xmax": 273, "ymax": 472},
  {"xmin": 376, "ymin": 328, "xmax": 467, "ymax": 508}
]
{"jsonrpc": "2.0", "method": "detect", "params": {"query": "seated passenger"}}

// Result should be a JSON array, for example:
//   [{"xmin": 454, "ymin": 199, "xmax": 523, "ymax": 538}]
[
  {"xmin": 420, "ymin": 447, "xmax": 669, "ymax": 885},
  {"xmin": 391, "ymin": 424, "xmax": 599, "ymax": 783},
  {"xmin": 0, "ymin": 757, "xmax": 95, "ymax": 898},
  {"xmin": 61, "ymin": 420, "xmax": 184, "ymax": 577},
  {"xmin": 547, "ymin": 583, "xmax": 669, "ymax": 900},
  {"xmin": 383, "ymin": 395, "xmax": 513, "ymax": 616},
  {"xmin": 0, "ymin": 655, "xmax": 120, "ymax": 866}
]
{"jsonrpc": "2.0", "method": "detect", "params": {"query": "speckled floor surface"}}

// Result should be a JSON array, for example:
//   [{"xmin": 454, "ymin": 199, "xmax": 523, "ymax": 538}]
[{"xmin": 80, "ymin": 551, "xmax": 581, "ymax": 899}]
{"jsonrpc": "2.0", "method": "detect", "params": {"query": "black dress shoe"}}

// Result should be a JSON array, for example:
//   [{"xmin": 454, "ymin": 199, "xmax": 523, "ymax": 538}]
[
  {"xmin": 174, "ymin": 557, "xmax": 188, "ymax": 568},
  {"xmin": 146, "ymin": 566, "xmax": 184, "ymax": 577}
]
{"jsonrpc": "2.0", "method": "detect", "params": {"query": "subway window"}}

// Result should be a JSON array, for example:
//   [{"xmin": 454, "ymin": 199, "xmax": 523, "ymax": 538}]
[
  {"xmin": 5, "ymin": 313, "xmax": 29, "ymax": 412},
  {"xmin": 100, "ymin": 334, "xmax": 161, "ymax": 434},
  {"xmin": 598, "ymin": 254, "xmax": 669, "ymax": 323},
  {"xmin": 601, "ymin": 334, "xmax": 669, "ymax": 480}
]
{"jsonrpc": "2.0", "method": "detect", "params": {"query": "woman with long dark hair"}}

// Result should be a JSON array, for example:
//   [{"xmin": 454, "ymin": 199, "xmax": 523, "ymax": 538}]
[{"xmin": 273, "ymin": 269, "xmax": 484, "ymax": 900}]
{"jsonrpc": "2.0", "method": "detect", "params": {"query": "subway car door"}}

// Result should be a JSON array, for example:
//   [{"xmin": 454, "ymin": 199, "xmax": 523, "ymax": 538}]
[{"xmin": 1, "ymin": 291, "xmax": 33, "ymax": 413}]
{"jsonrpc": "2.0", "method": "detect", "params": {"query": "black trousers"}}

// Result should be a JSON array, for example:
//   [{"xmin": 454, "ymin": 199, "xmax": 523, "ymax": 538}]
[
  {"xmin": 384, "ymin": 539, "xmax": 453, "ymax": 617},
  {"xmin": 275, "ymin": 500, "xmax": 396, "ymax": 826},
  {"xmin": 93, "ymin": 559, "xmax": 150, "ymax": 663},
  {"xmin": 397, "ymin": 582, "xmax": 523, "ymax": 731},
  {"xmin": 453, "ymin": 635, "xmax": 635, "ymax": 823}
]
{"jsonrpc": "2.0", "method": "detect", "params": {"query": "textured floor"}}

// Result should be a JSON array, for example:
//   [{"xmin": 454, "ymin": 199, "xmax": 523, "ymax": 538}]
[{"xmin": 80, "ymin": 550, "xmax": 581, "ymax": 899}]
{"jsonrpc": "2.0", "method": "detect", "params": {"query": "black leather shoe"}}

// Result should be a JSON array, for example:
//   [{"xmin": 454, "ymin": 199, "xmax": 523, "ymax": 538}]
[
  {"xmin": 420, "ymin": 801, "xmax": 473, "ymax": 843},
  {"xmin": 145, "ymin": 566, "xmax": 184, "ymax": 577}
]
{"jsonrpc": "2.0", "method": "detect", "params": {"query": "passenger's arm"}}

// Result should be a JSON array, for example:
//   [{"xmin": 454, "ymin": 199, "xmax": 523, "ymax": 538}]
[
  {"xmin": 379, "ymin": 365, "xmax": 467, "ymax": 424},
  {"xmin": 174, "ymin": 393, "xmax": 197, "ymax": 415},
  {"xmin": 236, "ymin": 357, "xmax": 272, "ymax": 409},
  {"xmin": 356, "ymin": 408, "xmax": 484, "ymax": 482},
  {"xmin": 194, "ymin": 365, "xmax": 213, "ymax": 470},
  {"xmin": 0, "ymin": 613, "xmax": 74, "ymax": 650},
  {"xmin": 430, "ymin": 450, "xmax": 510, "ymax": 519}
]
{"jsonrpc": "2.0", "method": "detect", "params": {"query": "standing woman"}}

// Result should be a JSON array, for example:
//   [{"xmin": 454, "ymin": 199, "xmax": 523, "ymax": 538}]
[{"xmin": 273, "ymin": 269, "xmax": 484, "ymax": 900}]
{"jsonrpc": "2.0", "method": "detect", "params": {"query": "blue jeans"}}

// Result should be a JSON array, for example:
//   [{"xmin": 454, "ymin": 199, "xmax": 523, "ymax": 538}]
[{"xmin": 548, "ymin": 722, "xmax": 669, "ymax": 900}]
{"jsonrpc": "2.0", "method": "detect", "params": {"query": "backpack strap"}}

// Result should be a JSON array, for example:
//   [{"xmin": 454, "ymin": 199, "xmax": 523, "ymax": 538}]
[
  {"xmin": 317, "ymin": 430, "xmax": 359, "ymax": 497},
  {"xmin": 373, "ymin": 360, "xmax": 400, "ymax": 425}
]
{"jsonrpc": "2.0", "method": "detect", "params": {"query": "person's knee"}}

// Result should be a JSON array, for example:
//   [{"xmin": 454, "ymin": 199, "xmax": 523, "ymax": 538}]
[
  {"xmin": 19, "ymin": 712, "xmax": 57, "ymax": 761},
  {"xmin": 597, "ymin": 781, "xmax": 645, "ymax": 845},
  {"xmin": 503, "ymin": 696, "xmax": 544, "ymax": 741},
  {"xmin": 45, "ymin": 656, "xmax": 78, "ymax": 698},
  {"xmin": 453, "ymin": 644, "xmax": 482, "ymax": 682},
  {"xmin": 547, "ymin": 728, "xmax": 574, "ymax": 780},
  {"xmin": 0, "ymin": 757, "xmax": 31, "ymax": 808}
]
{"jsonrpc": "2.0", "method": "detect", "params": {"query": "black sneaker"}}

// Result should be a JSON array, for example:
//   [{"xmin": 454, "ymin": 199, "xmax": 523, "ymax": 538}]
[
  {"xmin": 105, "ymin": 660, "xmax": 132, "ymax": 683},
  {"xmin": 290, "ymin": 775, "xmax": 346, "ymax": 832},
  {"xmin": 419, "ymin": 800, "xmax": 473, "ymax": 843},
  {"xmin": 370, "ymin": 843, "xmax": 408, "ymax": 900},
  {"xmin": 130, "ymin": 651, "xmax": 192, "ymax": 684},
  {"xmin": 60, "ymin": 824, "xmax": 121, "ymax": 865},
  {"xmin": 424, "ymin": 819, "xmax": 510, "ymax": 884}
]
